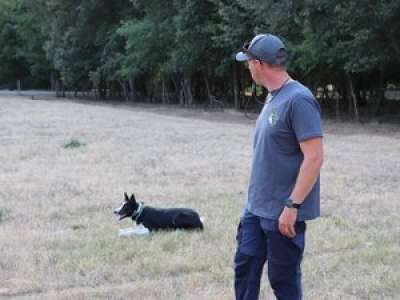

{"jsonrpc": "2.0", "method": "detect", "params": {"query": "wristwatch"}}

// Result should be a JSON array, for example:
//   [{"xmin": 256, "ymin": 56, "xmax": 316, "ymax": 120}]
[{"xmin": 285, "ymin": 197, "xmax": 301, "ymax": 209}]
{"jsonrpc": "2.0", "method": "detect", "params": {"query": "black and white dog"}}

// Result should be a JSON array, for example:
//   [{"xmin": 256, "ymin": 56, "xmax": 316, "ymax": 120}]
[{"xmin": 113, "ymin": 193, "xmax": 204, "ymax": 231}]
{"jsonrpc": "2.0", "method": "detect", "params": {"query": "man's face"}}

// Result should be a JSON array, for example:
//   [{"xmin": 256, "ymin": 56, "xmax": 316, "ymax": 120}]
[{"xmin": 247, "ymin": 60, "xmax": 263, "ymax": 84}]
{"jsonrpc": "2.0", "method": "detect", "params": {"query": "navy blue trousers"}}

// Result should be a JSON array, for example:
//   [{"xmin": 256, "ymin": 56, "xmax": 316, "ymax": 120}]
[{"xmin": 234, "ymin": 210, "xmax": 306, "ymax": 300}]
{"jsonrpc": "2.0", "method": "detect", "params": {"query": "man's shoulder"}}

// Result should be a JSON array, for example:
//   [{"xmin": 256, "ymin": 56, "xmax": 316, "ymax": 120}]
[
  {"xmin": 280, "ymin": 81, "xmax": 322, "ymax": 122},
  {"xmin": 283, "ymin": 81, "xmax": 320, "ymax": 113},
  {"xmin": 287, "ymin": 81, "xmax": 315, "ymax": 102}
]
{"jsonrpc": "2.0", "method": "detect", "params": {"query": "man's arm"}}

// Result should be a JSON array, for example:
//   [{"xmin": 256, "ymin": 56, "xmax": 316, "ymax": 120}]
[
  {"xmin": 279, "ymin": 137, "xmax": 324, "ymax": 238},
  {"xmin": 290, "ymin": 137, "xmax": 324, "ymax": 203}
]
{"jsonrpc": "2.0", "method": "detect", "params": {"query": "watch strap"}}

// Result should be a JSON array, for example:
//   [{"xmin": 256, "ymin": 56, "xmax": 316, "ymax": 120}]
[{"xmin": 285, "ymin": 197, "xmax": 301, "ymax": 209}]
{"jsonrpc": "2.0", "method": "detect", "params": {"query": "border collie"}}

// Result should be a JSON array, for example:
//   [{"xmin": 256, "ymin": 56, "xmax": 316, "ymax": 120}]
[{"xmin": 114, "ymin": 193, "xmax": 204, "ymax": 231}]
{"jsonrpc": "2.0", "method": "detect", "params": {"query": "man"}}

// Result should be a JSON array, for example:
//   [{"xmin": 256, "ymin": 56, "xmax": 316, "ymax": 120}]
[{"xmin": 234, "ymin": 33, "xmax": 324, "ymax": 300}]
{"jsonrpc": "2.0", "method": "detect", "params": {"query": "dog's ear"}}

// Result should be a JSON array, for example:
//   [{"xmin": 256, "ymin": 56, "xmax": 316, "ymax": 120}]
[
  {"xmin": 130, "ymin": 193, "xmax": 137, "ymax": 202},
  {"xmin": 124, "ymin": 192, "xmax": 129, "ymax": 201}
]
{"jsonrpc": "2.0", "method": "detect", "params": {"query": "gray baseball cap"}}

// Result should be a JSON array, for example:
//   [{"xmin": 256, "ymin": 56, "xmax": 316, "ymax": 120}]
[{"xmin": 236, "ymin": 33, "xmax": 288, "ymax": 65}]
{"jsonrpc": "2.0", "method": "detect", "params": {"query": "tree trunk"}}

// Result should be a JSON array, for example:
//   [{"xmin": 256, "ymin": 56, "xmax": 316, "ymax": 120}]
[
  {"xmin": 149, "ymin": 83, "xmax": 154, "ymax": 103},
  {"xmin": 50, "ymin": 73, "xmax": 56, "ymax": 91},
  {"xmin": 179, "ymin": 83, "xmax": 185, "ymax": 106},
  {"xmin": 99, "ymin": 74, "xmax": 106, "ymax": 100},
  {"xmin": 118, "ymin": 80, "xmax": 129, "ymax": 101},
  {"xmin": 17, "ymin": 80, "xmax": 21, "ymax": 95},
  {"xmin": 203, "ymin": 71, "xmax": 212, "ymax": 104},
  {"xmin": 55, "ymin": 78, "xmax": 60, "ymax": 97},
  {"xmin": 171, "ymin": 75, "xmax": 180, "ymax": 105},
  {"xmin": 346, "ymin": 72, "xmax": 359, "ymax": 122},
  {"xmin": 178, "ymin": 76, "xmax": 185, "ymax": 106},
  {"xmin": 165, "ymin": 78, "xmax": 170, "ymax": 104},
  {"xmin": 186, "ymin": 75, "xmax": 194, "ymax": 106},
  {"xmin": 175, "ymin": 72, "xmax": 185, "ymax": 106},
  {"xmin": 59, "ymin": 80, "xmax": 65, "ymax": 98},
  {"xmin": 339, "ymin": 76, "xmax": 347, "ymax": 117},
  {"xmin": 182, "ymin": 73, "xmax": 193, "ymax": 106},
  {"xmin": 128, "ymin": 78, "xmax": 136, "ymax": 102},
  {"xmin": 162, "ymin": 77, "xmax": 167, "ymax": 104},
  {"xmin": 233, "ymin": 65, "xmax": 240, "ymax": 110},
  {"xmin": 335, "ymin": 90, "xmax": 340, "ymax": 120},
  {"xmin": 375, "ymin": 66, "xmax": 385, "ymax": 116},
  {"xmin": 360, "ymin": 89, "xmax": 367, "ymax": 106}
]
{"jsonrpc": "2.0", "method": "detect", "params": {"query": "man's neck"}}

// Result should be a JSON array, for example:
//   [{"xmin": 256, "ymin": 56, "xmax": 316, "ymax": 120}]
[{"xmin": 263, "ymin": 72, "xmax": 291, "ymax": 92}]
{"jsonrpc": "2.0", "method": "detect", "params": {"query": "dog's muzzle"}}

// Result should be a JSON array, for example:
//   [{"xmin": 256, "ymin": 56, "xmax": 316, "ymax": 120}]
[{"xmin": 113, "ymin": 208, "xmax": 128, "ymax": 220}]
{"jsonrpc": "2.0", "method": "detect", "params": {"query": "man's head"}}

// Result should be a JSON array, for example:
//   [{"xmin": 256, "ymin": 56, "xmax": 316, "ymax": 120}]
[
  {"xmin": 236, "ymin": 34, "xmax": 288, "ymax": 86},
  {"xmin": 236, "ymin": 33, "xmax": 287, "ymax": 66}
]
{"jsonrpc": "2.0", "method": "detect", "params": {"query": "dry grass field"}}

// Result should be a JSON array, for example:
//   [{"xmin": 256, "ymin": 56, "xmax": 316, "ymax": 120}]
[{"xmin": 0, "ymin": 96, "xmax": 399, "ymax": 300}]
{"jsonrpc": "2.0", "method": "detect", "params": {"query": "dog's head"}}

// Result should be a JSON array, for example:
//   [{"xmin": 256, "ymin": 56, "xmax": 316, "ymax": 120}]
[{"xmin": 113, "ymin": 192, "xmax": 139, "ymax": 220}]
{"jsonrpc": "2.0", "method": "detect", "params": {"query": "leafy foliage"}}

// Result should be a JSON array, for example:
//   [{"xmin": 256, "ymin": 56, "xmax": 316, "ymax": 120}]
[{"xmin": 0, "ymin": 0, "xmax": 399, "ymax": 115}]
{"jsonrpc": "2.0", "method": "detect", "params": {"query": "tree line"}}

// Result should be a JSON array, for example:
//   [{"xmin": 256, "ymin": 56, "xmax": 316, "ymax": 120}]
[{"xmin": 1, "ymin": 0, "xmax": 399, "ymax": 118}]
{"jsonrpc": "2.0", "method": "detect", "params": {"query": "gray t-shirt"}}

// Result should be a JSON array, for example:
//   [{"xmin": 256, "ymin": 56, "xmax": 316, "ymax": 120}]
[{"xmin": 246, "ymin": 80, "xmax": 323, "ymax": 221}]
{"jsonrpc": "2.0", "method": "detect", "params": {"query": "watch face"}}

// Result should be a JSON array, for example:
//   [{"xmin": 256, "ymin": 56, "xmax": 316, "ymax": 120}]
[{"xmin": 285, "ymin": 198, "xmax": 293, "ymax": 207}]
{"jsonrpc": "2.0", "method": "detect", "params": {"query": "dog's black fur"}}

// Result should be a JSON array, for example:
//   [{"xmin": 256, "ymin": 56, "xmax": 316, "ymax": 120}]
[{"xmin": 114, "ymin": 193, "xmax": 204, "ymax": 231}]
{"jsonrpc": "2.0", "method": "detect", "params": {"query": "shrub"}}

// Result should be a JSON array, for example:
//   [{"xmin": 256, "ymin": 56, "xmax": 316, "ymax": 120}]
[{"xmin": 63, "ymin": 139, "xmax": 86, "ymax": 149}]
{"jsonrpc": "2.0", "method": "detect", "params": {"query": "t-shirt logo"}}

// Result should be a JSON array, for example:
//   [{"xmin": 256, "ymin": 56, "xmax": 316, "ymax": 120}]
[{"xmin": 268, "ymin": 110, "xmax": 279, "ymax": 126}]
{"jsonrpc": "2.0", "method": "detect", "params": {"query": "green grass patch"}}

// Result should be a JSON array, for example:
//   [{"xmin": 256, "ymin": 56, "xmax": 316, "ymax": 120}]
[
  {"xmin": 0, "ymin": 207, "xmax": 11, "ymax": 223},
  {"xmin": 63, "ymin": 139, "xmax": 86, "ymax": 149}
]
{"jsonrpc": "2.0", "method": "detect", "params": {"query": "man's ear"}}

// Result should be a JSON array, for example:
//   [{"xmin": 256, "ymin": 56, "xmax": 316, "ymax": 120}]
[{"xmin": 124, "ymin": 192, "xmax": 129, "ymax": 201}]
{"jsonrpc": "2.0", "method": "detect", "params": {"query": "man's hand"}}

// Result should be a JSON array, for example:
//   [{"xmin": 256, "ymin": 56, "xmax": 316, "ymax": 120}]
[{"xmin": 278, "ymin": 207, "xmax": 298, "ymax": 238}]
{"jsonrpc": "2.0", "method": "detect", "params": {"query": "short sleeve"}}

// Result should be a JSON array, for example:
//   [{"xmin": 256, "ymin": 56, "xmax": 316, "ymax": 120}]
[{"xmin": 289, "ymin": 96, "xmax": 323, "ymax": 142}]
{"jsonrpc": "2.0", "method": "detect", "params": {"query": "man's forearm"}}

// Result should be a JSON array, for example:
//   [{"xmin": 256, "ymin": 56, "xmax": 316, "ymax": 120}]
[{"xmin": 290, "ymin": 157, "xmax": 323, "ymax": 204}]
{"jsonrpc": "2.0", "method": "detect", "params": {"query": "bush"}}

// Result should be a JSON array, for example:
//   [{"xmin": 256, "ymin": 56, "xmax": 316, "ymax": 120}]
[
  {"xmin": 0, "ymin": 207, "xmax": 10, "ymax": 223},
  {"xmin": 63, "ymin": 139, "xmax": 86, "ymax": 149}
]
